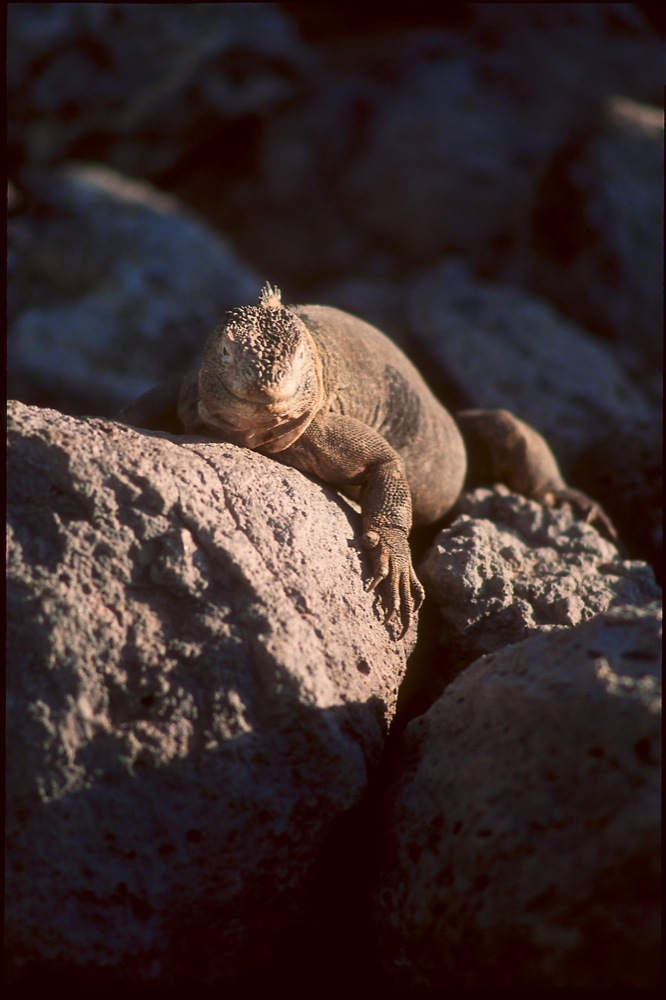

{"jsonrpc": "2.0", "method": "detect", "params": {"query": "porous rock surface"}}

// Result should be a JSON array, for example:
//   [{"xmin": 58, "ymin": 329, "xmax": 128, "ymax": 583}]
[
  {"xmin": 6, "ymin": 399, "xmax": 410, "ymax": 985},
  {"xmin": 372, "ymin": 603, "xmax": 661, "ymax": 987},
  {"xmin": 418, "ymin": 486, "xmax": 661, "ymax": 676}
]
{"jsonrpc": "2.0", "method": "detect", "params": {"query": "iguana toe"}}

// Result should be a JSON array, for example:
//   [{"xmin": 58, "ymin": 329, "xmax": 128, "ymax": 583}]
[
  {"xmin": 354, "ymin": 527, "xmax": 423, "ymax": 637},
  {"xmin": 541, "ymin": 487, "xmax": 619, "ymax": 544}
]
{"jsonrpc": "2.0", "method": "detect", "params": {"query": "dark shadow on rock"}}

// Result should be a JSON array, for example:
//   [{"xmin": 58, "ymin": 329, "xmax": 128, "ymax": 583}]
[{"xmin": 6, "ymin": 679, "xmax": 390, "ymax": 987}]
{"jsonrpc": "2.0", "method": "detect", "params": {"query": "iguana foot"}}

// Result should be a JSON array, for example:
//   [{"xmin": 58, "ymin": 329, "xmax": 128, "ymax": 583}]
[
  {"xmin": 353, "ymin": 527, "xmax": 425, "ymax": 638},
  {"xmin": 539, "ymin": 487, "xmax": 618, "ymax": 543}
]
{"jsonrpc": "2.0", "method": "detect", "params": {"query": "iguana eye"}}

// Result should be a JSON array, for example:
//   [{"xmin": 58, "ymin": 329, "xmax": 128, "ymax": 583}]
[{"xmin": 220, "ymin": 341, "xmax": 232, "ymax": 361}]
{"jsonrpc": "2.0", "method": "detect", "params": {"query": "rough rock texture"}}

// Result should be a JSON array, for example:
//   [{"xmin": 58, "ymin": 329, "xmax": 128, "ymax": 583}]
[
  {"xmin": 8, "ymin": 163, "xmax": 259, "ymax": 416},
  {"xmin": 6, "ymin": 399, "xmax": 410, "ymax": 985},
  {"xmin": 418, "ymin": 486, "xmax": 661, "ymax": 682},
  {"xmin": 7, "ymin": 3, "xmax": 307, "ymax": 177},
  {"xmin": 530, "ymin": 96, "xmax": 664, "ymax": 392},
  {"xmin": 372, "ymin": 603, "xmax": 662, "ymax": 987},
  {"xmin": 406, "ymin": 261, "xmax": 652, "ymax": 470}
]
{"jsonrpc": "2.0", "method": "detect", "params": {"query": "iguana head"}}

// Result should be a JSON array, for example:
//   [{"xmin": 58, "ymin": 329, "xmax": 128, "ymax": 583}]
[{"xmin": 197, "ymin": 283, "xmax": 323, "ymax": 452}]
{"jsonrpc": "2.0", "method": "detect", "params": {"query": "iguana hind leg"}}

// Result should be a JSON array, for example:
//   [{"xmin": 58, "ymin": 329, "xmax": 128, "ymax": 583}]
[{"xmin": 456, "ymin": 408, "xmax": 618, "ymax": 542}]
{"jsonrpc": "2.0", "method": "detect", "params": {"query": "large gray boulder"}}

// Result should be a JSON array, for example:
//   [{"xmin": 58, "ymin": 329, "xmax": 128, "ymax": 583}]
[
  {"xmin": 372, "ymin": 603, "xmax": 662, "ymax": 987},
  {"xmin": 6, "ymin": 399, "xmax": 410, "ymax": 985}
]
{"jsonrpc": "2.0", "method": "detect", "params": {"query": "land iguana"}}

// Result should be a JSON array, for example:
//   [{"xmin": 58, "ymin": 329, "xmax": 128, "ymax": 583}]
[{"xmin": 120, "ymin": 283, "xmax": 616, "ymax": 637}]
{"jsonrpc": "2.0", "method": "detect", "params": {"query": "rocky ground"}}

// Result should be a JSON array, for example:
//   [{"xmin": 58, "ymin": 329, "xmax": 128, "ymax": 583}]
[{"xmin": 6, "ymin": 4, "xmax": 662, "ymax": 987}]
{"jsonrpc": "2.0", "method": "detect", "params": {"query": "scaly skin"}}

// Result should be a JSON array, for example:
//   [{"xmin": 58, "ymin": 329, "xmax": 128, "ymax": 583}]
[{"xmin": 120, "ymin": 284, "xmax": 615, "ymax": 638}]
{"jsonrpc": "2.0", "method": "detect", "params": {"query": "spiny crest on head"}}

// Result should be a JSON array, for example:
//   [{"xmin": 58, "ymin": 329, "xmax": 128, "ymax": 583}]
[
  {"xmin": 258, "ymin": 282, "xmax": 283, "ymax": 311},
  {"xmin": 221, "ymin": 281, "xmax": 301, "ymax": 359}
]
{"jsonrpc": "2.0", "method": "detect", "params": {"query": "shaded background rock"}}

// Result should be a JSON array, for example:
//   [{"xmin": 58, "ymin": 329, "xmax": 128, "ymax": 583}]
[
  {"xmin": 529, "ymin": 95, "xmax": 664, "ymax": 402},
  {"xmin": 8, "ymin": 5, "xmax": 662, "ymax": 296},
  {"xmin": 372, "ymin": 604, "xmax": 661, "ymax": 987},
  {"xmin": 406, "ymin": 261, "xmax": 653, "ymax": 470},
  {"xmin": 6, "ymin": 400, "xmax": 410, "ymax": 985},
  {"xmin": 213, "ymin": 4, "xmax": 663, "ymax": 290},
  {"xmin": 571, "ymin": 416, "xmax": 663, "ymax": 578},
  {"xmin": 7, "ymin": 3, "xmax": 308, "ymax": 178},
  {"xmin": 8, "ymin": 163, "xmax": 259, "ymax": 416}
]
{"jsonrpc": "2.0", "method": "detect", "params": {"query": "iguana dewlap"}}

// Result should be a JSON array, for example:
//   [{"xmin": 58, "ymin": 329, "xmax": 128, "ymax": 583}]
[{"xmin": 120, "ymin": 283, "xmax": 615, "ymax": 638}]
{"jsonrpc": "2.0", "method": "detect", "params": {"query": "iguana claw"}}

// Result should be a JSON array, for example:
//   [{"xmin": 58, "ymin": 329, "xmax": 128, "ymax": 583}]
[
  {"xmin": 353, "ymin": 528, "xmax": 424, "ymax": 638},
  {"xmin": 540, "ymin": 487, "xmax": 618, "ymax": 544}
]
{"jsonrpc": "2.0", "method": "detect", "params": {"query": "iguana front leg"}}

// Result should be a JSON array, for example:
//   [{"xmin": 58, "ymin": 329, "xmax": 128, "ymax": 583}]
[
  {"xmin": 118, "ymin": 375, "xmax": 186, "ymax": 433},
  {"xmin": 353, "ymin": 458, "xmax": 426, "ymax": 637},
  {"xmin": 276, "ymin": 414, "xmax": 424, "ymax": 637}
]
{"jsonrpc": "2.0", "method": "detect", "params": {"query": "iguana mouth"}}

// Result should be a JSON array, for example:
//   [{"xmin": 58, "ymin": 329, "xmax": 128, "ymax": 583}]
[
  {"xmin": 197, "ymin": 338, "xmax": 324, "ymax": 453},
  {"xmin": 198, "ymin": 398, "xmax": 314, "ymax": 452},
  {"xmin": 243, "ymin": 409, "xmax": 316, "ymax": 452}
]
